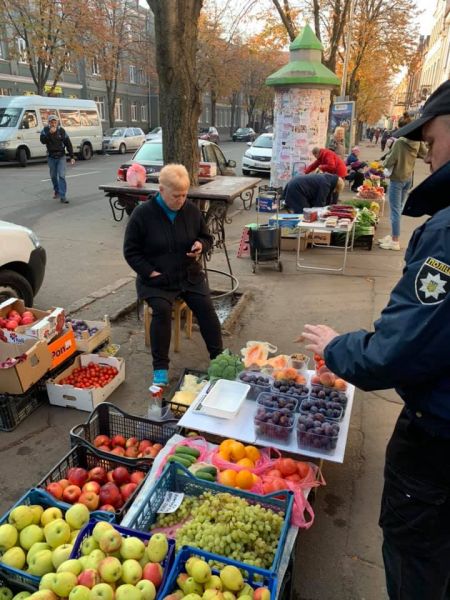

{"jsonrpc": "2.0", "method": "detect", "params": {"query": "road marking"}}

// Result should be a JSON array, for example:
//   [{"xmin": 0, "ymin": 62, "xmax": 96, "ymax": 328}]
[{"xmin": 41, "ymin": 170, "xmax": 101, "ymax": 181}]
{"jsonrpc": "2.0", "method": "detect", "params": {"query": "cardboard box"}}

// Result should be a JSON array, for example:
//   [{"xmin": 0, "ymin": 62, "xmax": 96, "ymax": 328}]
[
  {"xmin": 71, "ymin": 317, "xmax": 111, "ymax": 353},
  {"xmin": 280, "ymin": 237, "xmax": 299, "ymax": 252},
  {"xmin": 0, "ymin": 338, "xmax": 52, "ymax": 394},
  {"xmin": 46, "ymin": 354, "xmax": 125, "ymax": 412},
  {"xmin": 48, "ymin": 327, "xmax": 77, "ymax": 369},
  {"xmin": 199, "ymin": 162, "xmax": 217, "ymax": 178},
  {"xmin": 309, "ymin": 231, "xmax": 332, "ymax": 246},
  {"xmin": 0, "ymin": 298, "xmax": 65, "ymax": 342}
]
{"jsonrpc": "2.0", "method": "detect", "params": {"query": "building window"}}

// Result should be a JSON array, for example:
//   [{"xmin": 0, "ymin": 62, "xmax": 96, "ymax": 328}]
[
  {"xmin": 129, "ymin": 65, "xmax": 136, "ymax": 83},
  {"xmin": 92, "ymin": 57, "xmax": 100, "ymax": 76},
  {"xmin": 17, "ymin": 38, "xmax": 27, "ymax": 63},
  {"xmin": 0, "ymin": 88, "xmax": 11, "ymax": 96},
  {"xmin": 94, "ymin": 96, "xmax": 105, "ymax": 121},
  {"xmin": 137, "ymin": 69, "xmax": 146, "ymax": 85},
  {"xmin": 141, "ymin": 104, "xmax": 147, "ymax": 121},
  {"xmin": 114, "ymin": 97, "xmax": 123, "ymax": 121},
  {"xmin": 0, "ymin": 41, "xmax": 4, "ymax": 60},
  {"xmin": 131, "ymin": 101, "xmax": 137, "ymax": 121}
]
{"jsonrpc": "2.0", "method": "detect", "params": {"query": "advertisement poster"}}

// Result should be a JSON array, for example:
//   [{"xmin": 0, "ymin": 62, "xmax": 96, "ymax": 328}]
[{"xmin": 328, "ymin": 101, "xmax": 355, "ymax": 154}]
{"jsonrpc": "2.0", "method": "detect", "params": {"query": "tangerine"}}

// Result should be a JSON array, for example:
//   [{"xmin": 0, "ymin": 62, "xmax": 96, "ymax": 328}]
[
  {"xmin": 219, "ymin": 439, "xmax": 235, "ymax": 453},
  {"xmin": 218, "ymin": 469, "xmax": 237, "ymax": 487},
  {"xmin": 229, "ymin": 441, "xmax": 246, "ymax": 462},
  {"xmin": 236, "ymin": 469, "xmax": 254, "ymax": 490},
  {"xmin": 252, "ymin": 473, "xmax": 261, "ymax": 485},
  {"xmin": 218, "ymin": 449, "xmax": 231, "ymax": 462},
  {"xmin": 236, "ymin": 457, "xmax": 255, "ymax": 469},
  {"xmin": 244, "ymin": 445, "xmax": 261, "ymax": 463}
]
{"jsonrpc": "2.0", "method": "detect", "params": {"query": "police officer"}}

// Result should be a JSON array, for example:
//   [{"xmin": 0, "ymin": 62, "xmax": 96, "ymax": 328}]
[{"xmin": 300, "ymin": 80, "xmax": 450, "ymax": 599}]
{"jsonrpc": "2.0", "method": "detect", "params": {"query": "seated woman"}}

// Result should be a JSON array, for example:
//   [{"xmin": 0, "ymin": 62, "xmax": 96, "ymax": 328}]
[
  {"xmin": 346, "ymin": 146, "xmax": 361, "ymax": 166},
  {"xmin": 282, "ymin": 173, "xmax": 345, "ymax": 213},
  {"xmin": 123, "ymin": 163, "xmax": 223, "ymax": 386}
]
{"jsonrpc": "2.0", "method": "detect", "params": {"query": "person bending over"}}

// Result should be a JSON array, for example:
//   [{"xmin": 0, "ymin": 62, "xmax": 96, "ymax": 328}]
[
  {"xmin": 283, "ymin": 173, "xmax": 344, "ymax": 213},
  {"xmin": 304, "ymin": 147, "xmax": 348, "ymax": 178}
]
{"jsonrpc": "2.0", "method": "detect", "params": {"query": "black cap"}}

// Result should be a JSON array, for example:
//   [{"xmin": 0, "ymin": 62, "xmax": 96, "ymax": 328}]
[{"xmin": 394, "ymin": 80, "xmax": 450, "ymax": 141}]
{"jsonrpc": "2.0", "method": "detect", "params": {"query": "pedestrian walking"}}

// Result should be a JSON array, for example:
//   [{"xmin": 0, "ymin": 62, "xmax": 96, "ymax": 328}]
[
  {"xmin": 380, "ymin": 129, "xmax": 390, "ymax": 151},
  {"xmin": 40, "ymin": 114, "xmax": 75, "ymax": 204},
  {"xmin": 298, "ymin": 80, "xmax": 450, "ymax": 600},
  {"xmin": 373, "ymin": 127, "xmax": 381, "ymax": 144}
]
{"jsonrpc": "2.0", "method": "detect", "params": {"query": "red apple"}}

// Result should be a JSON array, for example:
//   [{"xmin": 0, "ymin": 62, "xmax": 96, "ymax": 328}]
[
  {"xmin": 138, "ymin": 440, "xmax": 152, "ymax": 453},
  {"xmin": 112, "ymin": 467, "xmax": 130, "ymax": 486},
  {"xmin": 58, "ymin": 478, "xmax": 70, "ymax": 490},
  {"xmin": 125, "ymin": 437, "xmax": 139, "ymax": 448},
  {"xmin": 96, "ymin": 445, "xmax": 111, "ymax": 453},
  {"xmin": 20, "ymin": 315, "xmax": 34, "ymax": 325},
  {"xmin": 82, "ymin": 481, "xmax": 101, "ymax": 494},
  {"xmin": 130, "ymin": 471, "xmax": 146, "ymax": 484},
  {"xmin": 106, "ymin": 471, "xmax": 115, "ymax": 483},
  {"xmin": 94, "ymin": 435, "xmax": 111, "ymax": 448},
  {"xmin": 142, "ymin": 563, "xmax": 163, "ymax": 588},
  {"xmin": 68, "ymin": 468, "xmax": 89, "ymax": 487},
  {"xmin": 22, "ymin": 310, "xmax": 34, "ymax": 319},
  {"xmin": 7, "ymin": 310, "xmax": 21, "ymax": 320},
  {"xmin": 46, "ymin": 482, "xmax": 63, "ymax": 499},
  {"xmin": 78, "ymin": 491, "xmax": 100, "ymax": 511},
  {"xmin": 77, "ymin": 569, "xmax": 100, "ymax": 589},
  {"xmin": 99, "ymin": 482, "xmax": 122, "ymax": 508},
  {"xmin": 99, "ymin": 504, "xmax": 116, "ymax": 513},
  {"xmin": 141, "ymin": 447, "xmax": 154, "ymax": 458},
  {"xmin": 125, "ymin": 447, "xmax": 139, "ymax": 458},
  {"xmin": 120, "ymin": 483, "xmax": 137, "ymax": 502},
  {"xmin": 111, "ymin": 434, "xmax": 126, "ymax": 448},
  {"xmin": 111, "ymin": 447, "xmax": 125, "ymax": 457},
  {"xmin": 62, "ymin": 484, "xmax": 82, "ymax": 503},
  {"xmin": 6, "ymin": 320, "xmax": 18, "ymax": 330},
  {"xmin": 88, "ymin": 467, "xmax": 107, "ymax": 484}
]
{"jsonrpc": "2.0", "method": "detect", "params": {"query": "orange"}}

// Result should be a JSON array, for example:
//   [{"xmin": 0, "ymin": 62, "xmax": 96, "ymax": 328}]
[
  {"xmin": 219, "ymin": 439, "xmax": 235, "ymax": 454},
  {"xmin": 235, "ymin": 469, "xmax": 254, "ymax": 490},
  {"xmin": 218, "ymin": 449, "xmax": 231, "ymax": 462},
  {"xmin": 229, "ymin": 441, "xmax": 246, "ymax": 462},
  {"xmin": 236, "ymin": 457, "xmax": 255, "ymax": 469},
  {"xmin": 252, "ymin": 473, "xmax": 261, "ymax": 485},
  {"xmin": 218, "ymin": 469, "xmax": 237, "ymax": 487},
  {"xmin": 244, "ymin": 445, "xmax": 261, "ymax": 463}
]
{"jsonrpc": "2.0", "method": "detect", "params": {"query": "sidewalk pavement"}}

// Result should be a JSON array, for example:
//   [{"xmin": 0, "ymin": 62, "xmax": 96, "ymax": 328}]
[{"xmin": 0, "ymin": 140, "xmax": 430, "ymax": 600}]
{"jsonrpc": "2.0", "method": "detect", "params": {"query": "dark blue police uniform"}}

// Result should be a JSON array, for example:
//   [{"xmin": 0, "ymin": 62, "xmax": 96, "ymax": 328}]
[{"xmin": 324, "ymin": 160, "xmax": 450, "ymax": 600}]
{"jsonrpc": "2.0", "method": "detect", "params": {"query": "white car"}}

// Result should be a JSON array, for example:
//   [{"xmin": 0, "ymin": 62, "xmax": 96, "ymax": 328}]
[
  {"xmin": 242, "ymin": 133, "xmax": 273, "ymax": 175},
  {"xmin": 102, "ymin": 127, "xmax": 145, "ymax": 154},
  {"xmin": 145, "ymin": 126, "xmax": 162, "ymax": 141},
  {"xmin": 0, "ymin": 221, "xmax": 46, "ymax": 305}
]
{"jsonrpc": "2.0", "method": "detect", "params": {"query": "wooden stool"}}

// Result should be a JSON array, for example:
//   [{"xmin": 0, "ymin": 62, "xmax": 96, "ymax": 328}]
[{"xmin": 143, "ymin": 298, "xmax": 193, "ymax": 352}]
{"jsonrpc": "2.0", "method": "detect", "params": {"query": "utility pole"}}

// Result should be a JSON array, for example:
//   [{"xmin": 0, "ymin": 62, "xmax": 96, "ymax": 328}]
[{"xmin": 340, "ymin": 0, "xmax": 356, "ymax": 98}]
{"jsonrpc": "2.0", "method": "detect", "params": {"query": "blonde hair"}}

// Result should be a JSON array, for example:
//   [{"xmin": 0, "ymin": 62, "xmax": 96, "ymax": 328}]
[
  {"xmin": 159, "ymin": 163, "xmax": 190, "ymax": 189},
  {"xmin": 335, "ymin": 177, "xmax": 345, "ymax": 194}
]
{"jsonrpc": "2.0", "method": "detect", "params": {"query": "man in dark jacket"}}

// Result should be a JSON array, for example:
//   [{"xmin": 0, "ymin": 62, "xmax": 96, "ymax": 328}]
[
  {"xmin": 123, "ymin": 163, "xmax": 223, "ymax": 386},
  {"xmin": 282, "ymin": 173, "xmax": 344, "ymax": 213},
  {"xmin": 300, "ymin": 80, "xmax": 450, "ymax": 599},
  {"xmin": 40, "ymin": 114, "xmax": 75, "ymax": 203}
]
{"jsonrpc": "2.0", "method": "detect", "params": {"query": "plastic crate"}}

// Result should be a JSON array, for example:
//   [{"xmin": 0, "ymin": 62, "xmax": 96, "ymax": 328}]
[
  {"xmin": 70, "ymin": 519, "xmax": 175, "ymax": 599},
  {"xmin": 36, "ymin": 444, "xmax": 152, "ymax": 522},
  {"xmin": 69, "ymin": 402, "xmax": 179, "ymax": 466},
  {"xmin": 125, "ymin": 462, "xmax": 293, "ymax": 572},
  {"xmin": 0, "ymin": 568, "xmax": 38, "ymax": 593},
  {"xmin": 0, "ymin": 488, "xmax": 114, "ymax": 587},
  {"xmin": 160, "ymin": 546, "xmax": 277, "ymax": 599},
  {"xmin": 0, "ymin": 384, "xmax": 48, "ymax": 432}
]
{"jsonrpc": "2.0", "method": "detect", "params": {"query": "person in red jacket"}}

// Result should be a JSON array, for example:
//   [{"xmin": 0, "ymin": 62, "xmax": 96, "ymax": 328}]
[{"xmin": 304, "ymin": 147, "xmax": 348, "ymax": 178}]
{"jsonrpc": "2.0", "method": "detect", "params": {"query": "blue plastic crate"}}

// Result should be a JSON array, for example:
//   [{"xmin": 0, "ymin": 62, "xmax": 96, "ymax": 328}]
[
  {"xmin": 0, "ymin": 567, "xmax": 39, "ymax": 593},
  {"xmin": 70, "ymin": 519, "xmax": 175, "ymax": 599},
  {"xmin": 159, "ymin": 546, "xmax": 277, "ymax": 599},
  {"xmin": 125, "ymin": 462, "xmax": 293, "ymax": 572},
  {"xmin": 0, "ymin": 488, "xmax": 114, "ymax": 587}
]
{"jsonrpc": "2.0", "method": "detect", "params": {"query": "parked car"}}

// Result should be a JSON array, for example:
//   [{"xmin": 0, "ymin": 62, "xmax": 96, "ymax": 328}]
[
  {"xmin": 232, "ymin": 127, "xmax": 256, "ymax": 142},
  {"xmin": 145, "ymin": 126, "xmax": 162, "ymax": 141},
  {"xmin": 117, "ymin": 139, "xmax": 236, "ymax": 184},
  {"xmin": 0, "ymin": 220, "xmax": 46, "ymax": 305},
  {"xmin": 242, "ymin": 133, "xmax": 273, "ymax": 175},
  {"xmin": 102, "ymin": 127, "xmax": 145, "ymax": 154},
  {"xmin": 199, "ymin": 126, "xmax": 220, "ymax": 144}
]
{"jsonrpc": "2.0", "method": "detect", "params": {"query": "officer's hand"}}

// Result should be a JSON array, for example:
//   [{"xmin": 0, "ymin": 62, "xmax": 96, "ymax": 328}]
[{"xmin": 295, "ymin": 324, "xmax": 339, "ymax": 357}]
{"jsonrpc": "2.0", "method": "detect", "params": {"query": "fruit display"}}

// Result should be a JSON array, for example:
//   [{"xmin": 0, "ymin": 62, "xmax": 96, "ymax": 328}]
[
  {"xmin": 152, "ymin": 491, "xmax": 285, "ymax": 570},
  {"xmin": 297, "ymin": 414, "xmax": 340, "ymax": 451},
  {"xmin": 0, "ymin": 310, "xmax": 36, "ymax": 331},
  {"xmin": 254, "ymin": 406, "xmax": 295, "ymax": 442},
  {"xmin": 236, "ymin": 372, "xmax": 273, "ymax": 400},
  {"xmin": 165, "ymin": 446, "xmax": 201, "ymax": 470},
  {"xmin": 172, "ymin": 374, "xmax": 208, "ymax": 407},
  {"xmin": 20, "ymin": 522, "xmax": 173, "ymax": 600},
  {"xmin": 259, "ymin": 458, "xmax": 313, "ymax": 494},
  {"xmin": 289, "ymin": 353, "xmax": 309, "ymax": 370},
  {"xmin": 271, "ymin": 380, "xmax": 308, "ymax": 400},
  {"xmin": 59, "ymin": 363, "xmax": 119, "ymax": 390},
  {"xmin": 299, "ymin": 397, "xmax": 343, "ymax": 421},
  {"xmin": 207, "ymin": 350, "xmax": 244, "ymax": 382},
  {"xmin": 91, "ymin": 435, "xmax": 163, "ymax": 460},
  {"xmin": 240, "ymin": 341, "xmax": 277, "ymax": 368},
  {"xmin": 312, "ymin": 358, "xmax": 348, "ymax": 392},
  {"xmin": 65, "ymin": 319, "xmax": 100, "ymax": 340},
  {"xmin": 0, "ymin": 584, "xmax": 32, "ymax": 600},
  {"xmin": 310, "ymin": 386, "xmax": 347, "ymax": 407},
  {"xmin": 256, "ymin": 393, "xmax": 297, "ymax": 412}
]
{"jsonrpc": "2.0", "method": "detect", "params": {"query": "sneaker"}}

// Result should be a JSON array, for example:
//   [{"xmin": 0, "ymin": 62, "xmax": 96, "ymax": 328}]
[
  {"xmin": 379, "ymin": 240, "xmax": 400, "ymax": 251},
  {"xmin": 53, "ymin": 191, "xmax": 59, "ymax": 199},
  {"xmin": 153, "ymin": 369, "xmax": 168, "ymax": 386},
  {"xmin": 60, "ymin": 197, "xmax": 69, "ymax": 204},
  {"xmin": 377, "ymin": 234, "xmax": 392, "ymax": 245}
]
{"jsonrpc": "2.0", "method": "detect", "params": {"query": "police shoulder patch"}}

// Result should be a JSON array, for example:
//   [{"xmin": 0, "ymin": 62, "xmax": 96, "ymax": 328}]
[{"xmin": 415, "ymin": 257, "xmax": 450, "ymax": 304}]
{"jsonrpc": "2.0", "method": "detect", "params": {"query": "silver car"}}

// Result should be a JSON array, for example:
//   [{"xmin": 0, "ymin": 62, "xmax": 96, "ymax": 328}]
[{"xmin": 102, "ymin": 127, "xmax": 145, "ymax": 154}]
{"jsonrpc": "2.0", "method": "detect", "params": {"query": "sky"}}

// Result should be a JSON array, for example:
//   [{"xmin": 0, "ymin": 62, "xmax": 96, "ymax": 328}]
[{"xmin": 415, "ymin": 0, "xmax": 436, "ymax": 34}]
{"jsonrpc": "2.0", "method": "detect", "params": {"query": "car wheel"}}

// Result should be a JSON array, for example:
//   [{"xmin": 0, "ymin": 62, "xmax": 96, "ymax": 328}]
[
  {"xmin": 242, "ymin": 169, "xmax": 250, "ymax": 176},
  {"xmin": 17, "ymin": 148, "xmax": 28, "ymax": 167},
  {"xmin": 119, "ymin": 143, "xmax": 126, "ymax": 154},
  {"xmin": 0, "ymin": 270, "xmax": 34, "ymax": 306},
  {"xmin": 80, "ymin": 143, "xmax": 93, "ymax": 160}
]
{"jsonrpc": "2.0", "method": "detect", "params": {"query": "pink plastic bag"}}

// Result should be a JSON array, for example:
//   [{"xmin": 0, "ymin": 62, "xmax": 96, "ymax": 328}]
[
  {"xmin": 156, "ymin": 436, "xmax": 210, "ymax": 477},
  {"xmin": 210, "ymin": 447, "xmax": 276, "ymax": 475},
  {"xmin": 126, "ymin": 163, "xmax": 146, "ymax": 187}
]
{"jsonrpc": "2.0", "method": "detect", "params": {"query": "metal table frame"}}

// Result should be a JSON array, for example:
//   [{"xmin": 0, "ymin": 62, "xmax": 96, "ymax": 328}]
[{"xmin": 296, "ymin": 220, "xmax": 356, "ymax": 274}]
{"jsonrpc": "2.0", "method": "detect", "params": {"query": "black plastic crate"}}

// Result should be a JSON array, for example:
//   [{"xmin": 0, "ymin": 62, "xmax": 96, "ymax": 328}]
[
  {"xmin": 37, "ymin": 444, "xmax": 151, "ymax": 522},
  {"xmin": 70, "ymin": 402, "xmax": 179, "ymax": 466},
  {"xmin": 0, "ymin": 385, "xmax": 47, "ymax": 432},
  {"xmin": 331, "ymin": 232, "xmax": 373, "ymax": 251}
]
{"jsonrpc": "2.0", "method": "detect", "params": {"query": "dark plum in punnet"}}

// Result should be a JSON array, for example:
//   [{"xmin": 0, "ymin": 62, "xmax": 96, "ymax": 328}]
[
  {"xmin": 257, "ymin": 392, "xmax": 297, "ymax": 412},
  {"xmin": 238, "ymin": 370, "xmax": 273, "ymax": 400},
  {"xmin": 297, "ymin": 413, "xmax": 339, "ymax": 451},
  {"xmin": 254, "ymin": 405, "xmax": 295, "ymax": 441},
  {"xmin": 273, "ymin": 379, "xmax": 309, "ymax": 398},
  {"xmin": 310, "ymin": 384, "xmax": 347, "ymax": 407},
  {"xmin": 300, "ymin": 397, "xmax": 343, "ymax": 421}
]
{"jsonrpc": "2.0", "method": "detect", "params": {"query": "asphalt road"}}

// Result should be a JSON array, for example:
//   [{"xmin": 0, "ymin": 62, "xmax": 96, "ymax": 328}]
[{"xmin": 0, "ymin": 140, "xmax": 254, "ymax": 309}]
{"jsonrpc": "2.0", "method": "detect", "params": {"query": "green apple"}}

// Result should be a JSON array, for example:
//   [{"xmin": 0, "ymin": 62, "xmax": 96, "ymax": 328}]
[
  {"xmin": 29, "ymin": 505, "xmax": 44, "ymax": 525},
  {"xmin": 12, "ymin": 592, "xmax": 31, "ymax": 600},
  {"xmin": 52, "ymin": 572, "xmax": 78, "ymax": 597},
  {"xmin": 182, "ymin": 595, "xmax": 202, "ymax": 600},
  {"xmin": 139, "ymin": 553, "xmax": 150, "ymax": 568},
  {"xmin": 86, "ymin": 549, "xmax": 106, "ymax": 570},
  {"xmin": 120, "ymin": 537, "xmax": 145, "ymax": 560},
  {"xmin": 203, "ymin": 591, "xmax": 218, "ymax": 600},
  {"xmin": 204, "ymin": 576, "xmax": 223, "ymax": 591},
  {"xmin": 98, "ymin": 529, "xmax": 122, "ymax": 554},
  {"xmin": 0, "ymin": 587, "xmax": 13, "ymax": 600},
  {"xmin": 146, "ymin": 534, "xmax": 168, "ymax": 563},
  {"xmin": 44, "ymin": 519, "xmax": 71, "ymax": 548},
  {"xmin": 65, "ymin": 505, "xmax": 90, "ymax": 531},
  {"xmin": 39, "ymin": 574, "xmax": 58, "ymax": 591},
  {"xmin": 136, "ymin": 580, "xmax": 156, "ymax": 600},
  {"xmin": 19, "ymin": 524, "xmax": 44, "ymax": 550},
  {"xmin": 81, "ymin": 536, "xmax": 99, "ymax": 556},
  {"xmin": 92, "ymin": 522, "xmax": 113, "ymax": 543},
  {"xmin": 237, "ymin": 585, "xmax": 253, "ymax": 598},
  {"xmin": 223, "ymin": 593, "xmax": 236, "ymax": 600},
  {"xmin": 79, "ymin": 555, "xmax": 91, "ymax": 570},
  {"xmin": 71, "ymin": 529, "xmax": 81, "ymax": 543},
  {"xmin": 98, "ymin": 557, "xmax": 122, "ymax": 583},
  {"xmin": 52, "ymin": 543, "xmax": 73, "ymax": 568},
  {"xmin": 0, "ymin": 546, "xmax": 26, "ymax": 569},
  {"xmin": 57, "ymin": 558, "xmax": 83, "ymax": 575},
  {"xmin": 115, "ymin": 584, "xmax": 142, "ymax": 600},
  {"xmin": 183, "ymin": 578, "xmax": 203, "ymax": 595},
  {"xmin": 89, "ymin": 583, "xmax": 115, "ymax": 600},
  {"xmin": 69, "ymin": 586, "xmax": 91, "ymax": 600},
  {"xmin": 8, "ymin": 506, "xmax": 34, "ymax": 531},
  {"xmin": 0, "ymin": 524, "xmax": 18, "ymax": 552},
  {"xmin": 28, "ymin": 549, "xmax": 54, "ymax": 576},
  {"xmin": 27, "ymin": 542, "xmax": 51, "ymax": 563},
  {"xmin": 191, "ymin": 560, "xmax": 211, "ymax": 584},
  {"xmin": 121, "ymin": 559, "xmax": 142, "ymax": 585},
  {"xmin": 40, "ymin": 507, "xmax": 63, "ymax": 527},
  {"xmin": 28, "ymin": 592, "xmax": 58, "ymax": 600}
]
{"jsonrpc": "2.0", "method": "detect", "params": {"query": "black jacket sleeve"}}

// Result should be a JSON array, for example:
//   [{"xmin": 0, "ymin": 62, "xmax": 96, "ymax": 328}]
[
  {"xmin": 123, "ymin": 208, "xmax": 156, "ymax": 278},
  {"xmin": 63, "ymin": 131, "xmax": 74, "ymax": 158},
  {"xmin": 40, "ymin": 127, "xmax": 50, "ymax": 145},
  {"xmin": 195, "ymin": 209, "xmax": 214, "ymax": 255}
]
